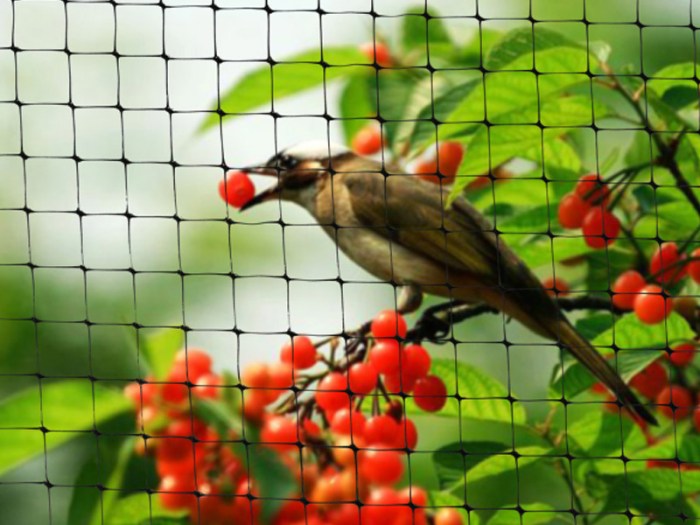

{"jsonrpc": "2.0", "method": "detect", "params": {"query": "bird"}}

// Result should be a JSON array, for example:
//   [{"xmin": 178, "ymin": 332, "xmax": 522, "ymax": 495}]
[{"xmin": 240, "ymin": 140, "xmax": 656, "ymax": 425}]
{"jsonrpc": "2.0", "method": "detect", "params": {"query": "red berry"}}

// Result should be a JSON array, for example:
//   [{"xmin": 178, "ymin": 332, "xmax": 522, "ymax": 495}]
[
  {"xmin": 352, "ymin": 126, "xmax": 383, "ymax": 156},
  {"xmin": 415, "ymin": 159, "xmax": 441, "ymax": 185},
  {"xmin": 261, "ymin": 415, "xmax": 298, "ymax": 452},
  {"xmin": 399, "ymin": 418, "xmax": 419, "ymax": 450},
  {"xmin": 173, "ymin": 348, "xmax": 212, "ymax": 382},
  {"xmin": 612, "ymin": 270, "xmax": 646, "ymax": 310},
  {"xmin": 280, "ymin": 336, "xmax": 317, "ymax": 370},
  {"xmin": 330, "ymin": 409, "xmax": 366, "ymax": 437},
  {"xmin": 669, "ymin": 343, "xmax": 696, "ymax": 368},
  {"xmin": 360, "ymin": 42, "xmax": 392, "ymax": 67},
  {"xmin": 384, "ymin": 371, "xmax": 417, "ymax": 394},
  {"xmin": 364, "ymin": 415, "xmax": 400, "ymax": 447},
  {"xmin": 362, "ymin": 487, "xmax": 401, "ymax": 525},
  {"xmin": 688, "ymin": 248, "xmax": 700, "ymax": 284},
  {"xmin": 162, "ymin": 367, "xmax": 189, "ymax": 405},
  {"xmin": 413, "ymin": 375, "xmax": 447, "ymax": 412},
  {"xmin": 371, "ymin": 310, "xmax": 408, "ymax": 339},
  {"xmin": 266, "ymin": 362, "xmax": 294, "ymax": 402},
  {"xmin": 575, "ymin": 173, "xmax": 610, "ymax": 204},
  {"xmin": 435, "ymin": 509, "xmax": 464, "ymax": 525},
  {"xmin": 634, "ymin": 285, "xmax": 674, "ymax": 325},
  {"xmin": 630, "ymin": 361, "xmax": 668, "ymax": 399},
  {"xmin": 558, "ymin": 193, "xmax": 591, "ymax": 229},
  {"xmin": 124, "ymin": 382, "xmax": 144, "ymax": 408},
  {"xmin": 158, "ymin": 475, "xmax": 196, "ymax": 510},
  {"xmin": 218, "ymin": 171, "xmax": 255, "ymax": 209},
  {"xmin": 650, "ymin": 242, "xmax": 687, "ymax": 284},
  {"xmin": 541, "ymin": 276, "xmax": 570, "ymax": 297},
  {"xmin": 656, "ymin": 385, "xmax": 693, "ymax": 420},
  {"xmin": 242, "ymin": 390, "xmax": 268, "ymax": 421},
  {"xmin": 241, "ymin": 363, "xmax": 269, "ymax": 388},
  {"xmin": 192, "ymin": 373, "xmax": 221, "ymax": 400},
  {"xmin": 156, "ymin": 435, "xmax": 191, "ymax": 463},
  {"xmin": 348, "ymin": 362, "xmax": 378, "ymax": 395},
  {"xmin": 403, "ymin": 344, "xmax": 431, "ymax": 379},
  {"xmin": 315, "ymin": 372, "xmax": 349, "ymax": 413},
  {"xmin": 694, "ymin": 407, "xmax": 700, "ymax": 432},
  {"xmin": 398, "ymin": 486, "xmax": 427, "ymax": 506},
  {"xmin": 368, "ymin": 339, "xmax": 402, "ymax": 375},
  {"xmin": 437, "ymin": 141, "xmax": 464, "ymax": 179},
  {"xmin": 359, "ymin": 449, "xmax": 404, "ymax": 485},
  {"xmin": 590, "ymin": 382, "xmax": 608, "ymax": 394},
  {"xmin": 581, "ymin": 207, "xmax": 621, "ymax": 249}
]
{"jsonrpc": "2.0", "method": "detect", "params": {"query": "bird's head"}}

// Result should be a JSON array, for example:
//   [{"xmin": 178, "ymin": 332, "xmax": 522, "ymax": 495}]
[{"xmin": 241, "ymin": 141, "xmax": 352, "ymax": 211}]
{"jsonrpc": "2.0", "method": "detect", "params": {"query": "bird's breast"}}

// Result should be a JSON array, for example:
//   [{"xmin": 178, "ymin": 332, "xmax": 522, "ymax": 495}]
[{"xmin": 314, "ymin": 183, "xmax": 450, "ymax": 288}]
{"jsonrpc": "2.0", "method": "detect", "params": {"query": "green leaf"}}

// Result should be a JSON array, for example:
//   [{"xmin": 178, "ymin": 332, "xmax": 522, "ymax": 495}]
[
  {"xmin": 140, "ymin": 328, "xmax": 184, "ymax": 379},
  {"xmin": 401, "ymin": 12, "xmax": 451, "ymax": 53},
  {"xmin": 410, "ymin": 359, "xmax": 526, "ymax": 424},
  {"xmin": 551, "ymin": 312, "xmax": 694, "ymax": 398},
  {"xmin": 487, "ymin": 503, "xmax": 555, "ymax": 525},
  {"xmin": 464, "ymin": 446, "xmax": 551, "ymax": 487},
  {"xmin": 201, "ymin": 47, "xmax": 367, "ymax": 130},
  {"xmin": 247, "ymin": 430, "xmax": 297, "ymax": 523},
  {"xmin": 338, "ymin": 74, "xmax": 377, "ymax": 142},
  {"xmin": 575, "ymin": 314, "xmax": 615, "ymax": 342},
  {"xmin": 496, "ymin": 205, "xmax": 553, "ymax": 234},
  {"xmin": 68, "ymin": 435, "xmax": 130, "ymax": 525},
  {"xmin": 428, "ymin": 492, "xmax": 473, "ymax": 524},
  {"xmin": 92, "ymin": 437, "xmax": 143, "ymax": 525},
  {"xmin": 634, "ymin": 201, "xmax": 700, "ymax": 241},
  {"xmin": 404, "ymin": 78, "xmax": 483, "ymax": 150},
  {"xmin": 0, "ymin": 380, "xmax": 131, "ymax": 477},
  {"xmin": 194, "ymin": 398, "xmax": 243, "ymax": 438},
  {"xmin": 104, "ymin": 493, "xmax": 187, "ymax": 525},
  {"xmin": 563, "ymin": 411, "xmax": 645, "ymax": 458},
  {"xmin": 485, "ymin": 27, "xmax": 583, "ymax": 71},
  {"xmin": 433, "ymin": 441, "xmax": 511, "ymax": 490}
]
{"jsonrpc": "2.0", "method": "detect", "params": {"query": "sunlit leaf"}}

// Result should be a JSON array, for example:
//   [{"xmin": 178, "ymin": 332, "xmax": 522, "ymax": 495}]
[
  {"xmin": 0, "ymin": 381, "xmax": 131, "ymax": 477},
  {"xmin": 201, "ymin": 47, "xmax": 367, "ymax": 130},
  {"xmin": 104, "ymin": 493, "xmax": 187, "ymax": 525},
  {"xmin": 140, "ymin": 328, "xmax": 184, "ymax": 380},
  {"xmin": 409, "ymin": 359, "xmax": 526, "ymax": 424}
]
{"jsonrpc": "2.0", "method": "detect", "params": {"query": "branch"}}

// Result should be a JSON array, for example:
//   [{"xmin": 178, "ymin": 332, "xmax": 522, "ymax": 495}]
[
  {"xmin": 600, "ymin": 64, "xmax": 700, "ymax": 218},
  {"xmin": 406, "ymin": 296, "xmax": 622, "ymax": 342}
]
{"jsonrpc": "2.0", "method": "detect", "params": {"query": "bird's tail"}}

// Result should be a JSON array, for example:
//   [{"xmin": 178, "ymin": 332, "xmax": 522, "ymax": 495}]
[{"xmin": 549, "ymin": 319, "xmax": 657, "ymax": 426}]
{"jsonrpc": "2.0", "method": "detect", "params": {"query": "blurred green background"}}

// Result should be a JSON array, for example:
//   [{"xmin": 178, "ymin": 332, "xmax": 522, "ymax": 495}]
[{"xmin": 0, "ymin": 0, "xmax": 696, "ymax": 523}]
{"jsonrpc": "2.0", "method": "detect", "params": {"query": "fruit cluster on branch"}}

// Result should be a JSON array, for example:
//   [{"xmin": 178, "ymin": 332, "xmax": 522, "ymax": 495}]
[{"xmin": 124, "ymin": 311, "xmax": 463, "ymax": 525}]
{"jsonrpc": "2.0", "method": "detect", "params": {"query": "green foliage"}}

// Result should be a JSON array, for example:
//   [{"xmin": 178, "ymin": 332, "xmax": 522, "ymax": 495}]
[
  {"xmin": 140, "ymin": 328, "xmax": 185, "ymax": 379},
  {"xmin": 0, "ymin": 380, "xmax": 130, "ymax": 477},
  {"xmin": 412, "ymin": 358, "xmax": 526, "ymax": 424}
]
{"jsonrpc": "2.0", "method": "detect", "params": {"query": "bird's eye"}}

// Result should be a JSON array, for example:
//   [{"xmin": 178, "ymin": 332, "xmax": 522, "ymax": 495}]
[{"xmin": 277, "ymin": 154, "xmax": 299, "ymax": 171}]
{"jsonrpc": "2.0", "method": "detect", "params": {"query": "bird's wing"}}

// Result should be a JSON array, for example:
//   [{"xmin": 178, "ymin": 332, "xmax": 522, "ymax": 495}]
[{"xmin": 342, "ymin": 170, "xmax": 544, "ymax": 293}]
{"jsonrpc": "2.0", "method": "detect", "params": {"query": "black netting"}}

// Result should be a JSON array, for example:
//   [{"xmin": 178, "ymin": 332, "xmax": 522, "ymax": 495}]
[{"xmin": 1, "ymin": 1, "xmax": 700, "ymax": 525}]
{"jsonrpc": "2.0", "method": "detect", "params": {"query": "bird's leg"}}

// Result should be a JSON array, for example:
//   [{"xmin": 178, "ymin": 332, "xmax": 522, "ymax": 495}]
[{"xmin": 397, "ymin": 284, "xmax": 423, "ymax": 314}]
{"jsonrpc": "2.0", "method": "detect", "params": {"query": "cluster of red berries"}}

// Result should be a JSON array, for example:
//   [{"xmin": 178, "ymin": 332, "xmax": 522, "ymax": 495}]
[
  {"xmin": 124, "ymin": 310, "xmax": 460, "ymax": 525},
  {"xmin": 124, "ymin": 350, "xmax": 255, "ymax": 525},
  {"xmin": 558, "ymin": 174, "xmax": 622, "ymax": 249},
  {"xmin": 609, "ymin": 242, "xmax": 700, "ymax": 325}
]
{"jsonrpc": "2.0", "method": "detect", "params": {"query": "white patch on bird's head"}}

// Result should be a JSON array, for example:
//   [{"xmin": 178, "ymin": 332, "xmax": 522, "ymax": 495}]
[{"xmin": 282, "ymin": 141, "xmax": 349, "ymax": 161}]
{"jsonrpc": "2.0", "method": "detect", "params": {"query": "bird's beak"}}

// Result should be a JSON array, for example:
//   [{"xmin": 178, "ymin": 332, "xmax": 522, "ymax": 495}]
[{"xmin": 239, "ymin": 165, "xmax": 281, "ymax": 211}]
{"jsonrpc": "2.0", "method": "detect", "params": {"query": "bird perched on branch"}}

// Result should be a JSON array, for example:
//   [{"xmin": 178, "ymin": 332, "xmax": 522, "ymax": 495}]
[{"xmin": 240, "ymin": 141, "xmax": 656, "ymax": 425}]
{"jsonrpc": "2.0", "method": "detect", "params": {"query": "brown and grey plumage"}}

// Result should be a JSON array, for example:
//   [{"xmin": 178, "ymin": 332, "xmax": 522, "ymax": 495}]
[{"xmin": 241, "ymin": 142, "xmax": 656, "ymax": 425}]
